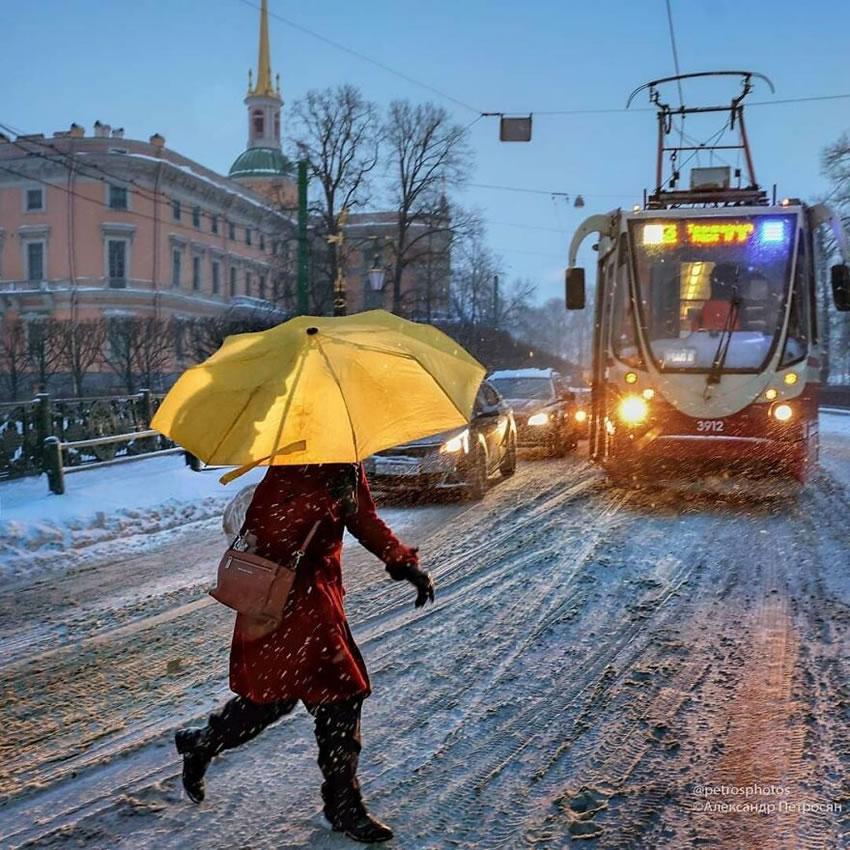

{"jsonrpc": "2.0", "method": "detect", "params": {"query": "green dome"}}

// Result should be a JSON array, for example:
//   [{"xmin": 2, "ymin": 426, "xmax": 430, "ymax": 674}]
[{"xmin": 228, "ymin": 147, "xmax": 293, "ymax": 179}]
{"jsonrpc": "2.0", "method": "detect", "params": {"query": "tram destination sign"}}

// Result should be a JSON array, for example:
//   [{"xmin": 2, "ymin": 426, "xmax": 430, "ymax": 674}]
[{"xmin": 641, "ymin": 218, "xmax": 789, "ymax": 248}]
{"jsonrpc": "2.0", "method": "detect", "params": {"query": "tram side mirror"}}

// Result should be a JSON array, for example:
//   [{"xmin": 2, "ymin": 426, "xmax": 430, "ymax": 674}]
[
  {"xmin": 831, "ymin": 263, "xmax": 850, "ymax": 311},
  {"xmin": 566, "ymin": 267, "xmax": 586, "ymax": 310}
]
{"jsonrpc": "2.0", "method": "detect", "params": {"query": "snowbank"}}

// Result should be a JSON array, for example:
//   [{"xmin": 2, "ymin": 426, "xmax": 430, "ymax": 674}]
[{"xmin": 0, "ymin": 456, "xmax": 265, "ymax": 583}]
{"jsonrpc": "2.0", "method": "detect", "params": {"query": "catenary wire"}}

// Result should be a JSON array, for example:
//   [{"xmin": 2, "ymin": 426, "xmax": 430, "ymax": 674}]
[{"xmin": 235, "ymin": 0, "xmax": 482, "ymax": 115}]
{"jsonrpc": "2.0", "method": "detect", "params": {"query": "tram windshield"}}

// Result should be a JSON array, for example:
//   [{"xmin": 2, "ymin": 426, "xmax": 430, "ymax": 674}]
[{"xmin": 626, "ymin": 215, "xmax": 802, "ymax": 372}]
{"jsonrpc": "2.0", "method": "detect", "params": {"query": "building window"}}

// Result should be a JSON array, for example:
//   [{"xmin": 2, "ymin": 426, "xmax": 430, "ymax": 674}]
[
  {"xmin": 212, "ymin": 260, "xmax": 221, "ymax": 294},
  {"xmin": 26, "ymin": 188, "xmax": 44, "ymax": 212},
  {"xmin": 192, "ymin": 206, "xmax": 201, "ymax": 229},
  {"xmin": 26, "ymin": 241, "xmax": 44, "ymax": 281},
  {"xmin": 259, "ymin": 233, "xmax": 265, "ymax": 251},
  {"xmin": 253, "ymin": 108, "xmax": 264, "ymax": 136},
  {"xmin": 259, "ymin": 274, "xmax": 266, "ymax": 300},
  {"xmin": 172, "ymin": 248, "xmax": 182, "ymax": 286},
  {"xmin": 192, "ymin": 255, "xmax": 201, "ymax": 290},
  {"xmin": 229, "ymin": 222, "xmax": 236, "ymax": 240},
  {"xmin": 245, "ymin": 228, "xmax": 252, "ymax": 247},
  {"xmin": 245, "ymin": 273, "xmax": 252, "ymax": 297},
  {"xmin": 230, "ymin": 266, "xmax": 237, "ymax": 297},
  {"xmin": 211, "ymin": 215, "xmax": 219, "ymax": 235},
  {"xmin": 107, "ymin": 239, "xmax": 127, "ymax": 287},
  {"xmin": 109, "ymin": 185, "xmax": 128, "ymax": 210},
  {"xmin": 172, "ymin": 199, "xmax": 181, "ymax": 220}
]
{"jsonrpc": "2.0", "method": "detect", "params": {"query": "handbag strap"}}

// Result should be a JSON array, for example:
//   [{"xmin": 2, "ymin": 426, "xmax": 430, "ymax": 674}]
[
  {"xmin": 232, "ymin": 517, "xmax": 322, "ymax": 564},
  {"xmin": 297, "ymin": 520, "xmax": 322, "ymax": 554}
]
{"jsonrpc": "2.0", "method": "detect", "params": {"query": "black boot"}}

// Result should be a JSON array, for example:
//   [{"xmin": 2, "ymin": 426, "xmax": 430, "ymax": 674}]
[
  {"xmin": 175, "ymin": 697, "xmax": 297, "ymax": 805},
  {"xmin": 322, "ymin": 779, "xmax": 394, "ymax": 843},
  {"xmin": 174, "ymin": 727, "xmax": 213, "ymax": 804}
]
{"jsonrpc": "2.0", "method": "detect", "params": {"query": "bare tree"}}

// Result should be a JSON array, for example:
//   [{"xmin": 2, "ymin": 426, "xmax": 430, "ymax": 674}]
[
  {"xmin": 102, "ymin": 317, "xmax": 139, "ymax": 393},
  {"xmin": 291, "ymin": 85, "xmax": 381, "ymax": 313},
  {"xmin": 384, "ymin": 100, "xmax": 472, "ymax": 315},
  {"xmin": 56, "ymin": 319, "xmax": 107, "ymax": 397},
  {"xmin": 449, "ymin": 219, "xmax": 503, "ymax": 328},
  {"xmin": 25, "ymin": 318, "xmax": 64, "ymax": 393},
  {"xmin": 185, "ymin": 310, "xmax": 283, "ymax": 363},
  {"xmin": 135, "ymin": 317, "xmax": 174, "ymax": 391},
  {"xmin": 515, "ymin": 297, "xmax": 592, "ymax": 379},
  {"xmin": 0, "ymin": 319, "xmax": 29, "ymax": 400}
]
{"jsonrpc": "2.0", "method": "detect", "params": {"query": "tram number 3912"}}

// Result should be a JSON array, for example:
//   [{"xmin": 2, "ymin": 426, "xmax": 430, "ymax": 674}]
[{"xmin": 696, "ymin": 419, "xmax": 725, "ymax": 432}]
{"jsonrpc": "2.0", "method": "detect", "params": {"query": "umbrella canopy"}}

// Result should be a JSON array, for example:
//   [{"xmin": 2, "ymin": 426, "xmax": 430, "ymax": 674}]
[{"xmin": 151, "ymin": 310, "xmax": 485, "ymax": 479}]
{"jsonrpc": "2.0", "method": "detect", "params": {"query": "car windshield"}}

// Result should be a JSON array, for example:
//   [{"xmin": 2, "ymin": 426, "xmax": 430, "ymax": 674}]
[
  {"xmin": 490, "ymin": 378, "xmax": 554, "ymax": 400},
  {"xmin": 627, "ymin": 215, "xmax": 798, "ymax": 372}
]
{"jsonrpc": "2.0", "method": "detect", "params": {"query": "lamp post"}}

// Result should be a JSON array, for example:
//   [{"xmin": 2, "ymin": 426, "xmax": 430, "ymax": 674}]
[
  {"xmin": 328, "ymin": 207, "xmax": 349, "ymax": 316},
  {"xmin": 367, "ymin": 236, "xmax": 386, "ymax": 294}
]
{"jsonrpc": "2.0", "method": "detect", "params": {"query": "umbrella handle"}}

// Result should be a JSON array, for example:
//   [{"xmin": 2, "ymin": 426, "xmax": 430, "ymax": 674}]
[{"xmin": 218, "ymin": 440, "xmax": 307, "ymax": 485}]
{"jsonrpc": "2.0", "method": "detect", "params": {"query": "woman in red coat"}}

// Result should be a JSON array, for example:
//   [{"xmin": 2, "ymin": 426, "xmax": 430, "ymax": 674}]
[{"xmin": 174, "ymin": 463, "xmax": 434, "ymax": 844}]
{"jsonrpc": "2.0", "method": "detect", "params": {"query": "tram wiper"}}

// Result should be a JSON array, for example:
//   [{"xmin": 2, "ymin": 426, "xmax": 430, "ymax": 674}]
[{"xmin": 705, "ymin": 287, "xmax": 742, "ymax": 388}]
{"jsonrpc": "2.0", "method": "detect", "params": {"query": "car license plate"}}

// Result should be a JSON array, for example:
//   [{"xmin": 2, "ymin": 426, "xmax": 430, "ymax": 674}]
[{"xmin": 375, "ymin": 457, "xmax": 422, "ymax": 477}]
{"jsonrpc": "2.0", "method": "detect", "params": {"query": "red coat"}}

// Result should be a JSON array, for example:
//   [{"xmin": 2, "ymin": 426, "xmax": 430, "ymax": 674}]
[{"xmin": 228, "ymin": 464, "xmax": 416, "ymax": 705}]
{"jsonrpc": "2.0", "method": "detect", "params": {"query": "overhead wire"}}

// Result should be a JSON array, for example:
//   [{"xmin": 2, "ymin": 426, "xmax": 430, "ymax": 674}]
[
  {"xmin": 0, "ymin": 122, "xmax": 293, "ymax": 244},
  {"xmin": 236, "ymin": 0, "xmax": 850, "ymax": 121},
  {"xmin": 664, "ymin": 0, "xmax": 687, "ymax": 164},
  {"xmin": 235, "ymin": 0, "xmax": 482, "ymax": 115}
]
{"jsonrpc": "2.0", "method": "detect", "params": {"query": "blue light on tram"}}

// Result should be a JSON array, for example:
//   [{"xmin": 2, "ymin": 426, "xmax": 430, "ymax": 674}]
[{"xmin": 760, "ymin": 220, "xmax": 786, "ymax": 244}]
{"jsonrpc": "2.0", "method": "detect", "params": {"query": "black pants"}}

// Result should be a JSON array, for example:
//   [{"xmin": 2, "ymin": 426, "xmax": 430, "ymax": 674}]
[{"xmin": 203, "ymin": 694, "xmax": 364, "ymax": 807}]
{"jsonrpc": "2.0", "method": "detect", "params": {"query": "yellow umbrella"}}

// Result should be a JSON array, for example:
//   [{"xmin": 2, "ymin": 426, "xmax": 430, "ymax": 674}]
[{"xmin": 151, "ymin": 310, "xmax": 485, "ymax": 482}]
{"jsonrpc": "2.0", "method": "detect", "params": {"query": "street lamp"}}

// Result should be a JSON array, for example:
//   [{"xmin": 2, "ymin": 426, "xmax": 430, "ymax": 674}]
[
  {"xmin": 366, "ymin": 236, "xmax": 385, "ymax": 292},
  {"xmin": 328, "ymin": 207, "xmax": 349, "ymax": 316}
]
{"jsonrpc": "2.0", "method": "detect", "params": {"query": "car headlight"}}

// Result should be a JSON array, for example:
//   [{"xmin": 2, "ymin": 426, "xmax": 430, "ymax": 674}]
[
  {"xmin": 528, "ymin": 412, "xmax": 549, "ymax": 426},
  {"xmin": 772, "ymin": 403, "xmax": 794, "ymax": 422},
  {"xmin": 575, "ymin": 409, "xmax": 587, "ymax": 423},
  {"xmin": 618, "ymin": 395, "xmax": 648, "ymax": 425},
  {"xmin": 441, "ymin": 429, "xmax": 469, "ymax": 453}
]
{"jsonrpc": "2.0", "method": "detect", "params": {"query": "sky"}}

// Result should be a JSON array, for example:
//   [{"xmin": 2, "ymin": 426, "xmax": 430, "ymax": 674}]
[{"xmin": 3, "ymin": 0, "xmax": 850, "ymax": 304}]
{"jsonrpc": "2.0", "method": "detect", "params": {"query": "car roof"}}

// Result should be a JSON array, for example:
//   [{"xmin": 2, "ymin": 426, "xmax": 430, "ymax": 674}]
[{"xmin": 489, "ymin": 368, "xmax": 556, "ymax": 380}]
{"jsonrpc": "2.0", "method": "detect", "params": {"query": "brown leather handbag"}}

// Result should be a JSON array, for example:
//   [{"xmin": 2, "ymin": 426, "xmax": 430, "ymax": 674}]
[{"xmin": 210, "ymin": 520, "xmax": 321, "ymax": 638}]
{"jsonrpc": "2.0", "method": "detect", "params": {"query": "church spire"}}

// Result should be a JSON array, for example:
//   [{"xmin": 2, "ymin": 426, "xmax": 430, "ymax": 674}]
[{"xmin": 248, "ymin": 0, "xmax": 276, "ymax": 98}]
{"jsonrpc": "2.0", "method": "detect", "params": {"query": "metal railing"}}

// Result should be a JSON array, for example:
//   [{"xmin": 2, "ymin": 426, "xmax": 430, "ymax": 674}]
[{"xmin": 43, "ymin": 429, "xmax": 185, "ymax": 494}]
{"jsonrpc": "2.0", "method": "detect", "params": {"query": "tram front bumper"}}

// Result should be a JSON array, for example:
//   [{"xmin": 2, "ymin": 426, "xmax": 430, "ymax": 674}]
[{"xmin": 610, "ymin": 431, "xmax": 806, "ymax": 478}]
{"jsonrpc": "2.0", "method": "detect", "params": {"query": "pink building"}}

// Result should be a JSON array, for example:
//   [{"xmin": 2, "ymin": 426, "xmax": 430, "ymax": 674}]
[{"xmin": 0, "ymin": 0, "xmax": 296, "ymax": 371}]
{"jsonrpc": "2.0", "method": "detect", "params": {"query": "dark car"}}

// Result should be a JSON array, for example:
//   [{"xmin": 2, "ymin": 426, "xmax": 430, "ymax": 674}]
[
  {"xmin": 488, "ymin": 368, "xmax": 578, "ymax": 455},
  {"xmin": 364, "ymin": 380, "xmax": 517, "ymax": 501}
]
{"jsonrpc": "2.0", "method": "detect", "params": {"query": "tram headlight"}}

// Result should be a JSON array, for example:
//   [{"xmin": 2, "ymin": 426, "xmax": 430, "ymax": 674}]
[
  {"xmin": 528, "ymin": 412, "xmax": 550, "ymax": 427},
  {"xmin": 772, "ymin": 403, "xmax": 794, "ymax": 423},
  {"xmin": 642, "ymin": 388, "xmax": 655, "ymax": 400},
  {"xmin": 765, "ymin": 387, "xmax": 778, "ymax": 401},
  {"xmin": 624, "ymin": 372, "xmax": 638, "ymax": 384},
  {"xmin": 783, "ymin": 372, "xmax": 798, "ymax": 386},
  {"xmin": 575, "ymin": 409, "xmax": 588, "ymax": 423},
  {"xmin": 618, "ymin": 395, "xmax": 649, "ymax": 425}
]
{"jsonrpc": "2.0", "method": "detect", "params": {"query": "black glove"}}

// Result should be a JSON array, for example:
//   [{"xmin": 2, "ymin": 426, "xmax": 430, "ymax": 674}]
[{"xmin": 386, "ymin": 560, "xmax": 435, "ymax": 608}]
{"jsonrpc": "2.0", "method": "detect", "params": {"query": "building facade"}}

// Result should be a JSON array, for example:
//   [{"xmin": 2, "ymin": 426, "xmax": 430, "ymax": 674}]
[
  {"xmin": 0, "ymin": 0, "xmax": 297, "ymax": 396},
  {"xmin": 0, "ymin": 128, "xmax": 293, "ymax": 323},
  {"xmin": 340, "ymin": 207, "xmax": 452, "ymax": 320}
]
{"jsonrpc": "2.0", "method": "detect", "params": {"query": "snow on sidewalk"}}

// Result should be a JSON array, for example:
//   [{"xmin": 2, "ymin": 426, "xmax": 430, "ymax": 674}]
[
  {"xmin": 0, "ymin": 455, "xmax": 420, "ymax": 585},
  {"xmin": 0, "ymin": 456, "xmax": 265, "ymax": 583}
]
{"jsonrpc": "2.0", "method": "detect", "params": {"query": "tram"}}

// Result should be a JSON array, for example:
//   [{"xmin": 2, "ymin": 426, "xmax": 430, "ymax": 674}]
[{"xmin": 566, "ymin": 72, "xmax": 850, "ymax": 485}]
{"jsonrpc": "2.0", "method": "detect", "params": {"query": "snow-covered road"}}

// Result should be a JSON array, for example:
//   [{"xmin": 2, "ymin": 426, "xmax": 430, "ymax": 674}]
[{"xmin": 1, "ymin": 416, "xmax": 849, "ymax": 849}]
